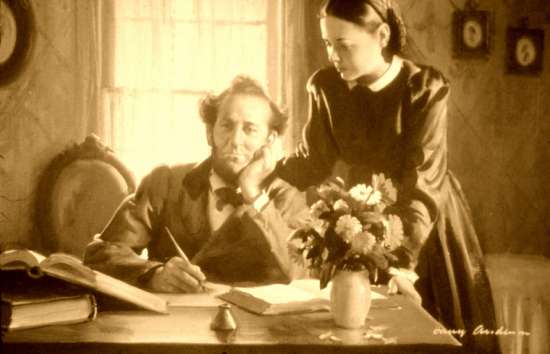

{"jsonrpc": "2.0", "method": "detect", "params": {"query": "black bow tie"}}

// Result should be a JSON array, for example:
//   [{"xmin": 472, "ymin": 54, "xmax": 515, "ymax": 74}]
[{"xmin": 214, "ymin": 187, "xmax": 244, "ymax": 211}]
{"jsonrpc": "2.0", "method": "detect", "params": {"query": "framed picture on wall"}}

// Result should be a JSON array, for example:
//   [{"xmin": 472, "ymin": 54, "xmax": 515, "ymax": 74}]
[
  {"xmin": 0, "ymin": 0, "xmax": 35, "ymax": 85},
  {"xmin": 453, "ymin": 10, "xmax": 491, "ymax": 58},
  {"xmin": 506, "ymin": 27, "xmax": 545, "ymax": 75}
]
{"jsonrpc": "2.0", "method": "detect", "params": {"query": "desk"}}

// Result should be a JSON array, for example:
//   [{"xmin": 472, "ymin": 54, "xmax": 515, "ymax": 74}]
[{"xmin": 3, "ymin": 294, "xmax": 461, "ymax": 354}]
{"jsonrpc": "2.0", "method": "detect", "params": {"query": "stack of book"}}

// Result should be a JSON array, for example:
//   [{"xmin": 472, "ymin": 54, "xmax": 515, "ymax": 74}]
[{"xmin": 0, "ymin": 249, "xmax": 167, "ymax": 332}]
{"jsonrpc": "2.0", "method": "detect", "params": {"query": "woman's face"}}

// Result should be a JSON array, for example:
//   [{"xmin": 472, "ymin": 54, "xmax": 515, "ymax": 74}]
[{"xmin": 320, "ymin": 15, "xmax": 386, "ymax": 81}]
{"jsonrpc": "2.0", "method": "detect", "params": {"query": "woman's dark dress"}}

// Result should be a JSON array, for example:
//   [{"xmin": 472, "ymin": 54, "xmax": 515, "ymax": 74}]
[{"xmin": 278, "ymin": 59, "xmax": 498, "ymax": 353}]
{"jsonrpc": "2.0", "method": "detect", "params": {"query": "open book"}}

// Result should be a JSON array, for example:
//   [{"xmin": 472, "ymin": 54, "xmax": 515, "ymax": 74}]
[
  {"xmin": 0, "ymin": 249, "xmax": 167, "ymax": 314},
  {"xmin": 218, "ymin": 279, "xmax": 388, "ymax": 315}
]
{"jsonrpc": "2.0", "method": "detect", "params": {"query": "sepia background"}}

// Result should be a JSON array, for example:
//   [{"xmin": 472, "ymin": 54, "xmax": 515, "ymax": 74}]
[{"xmin": 1, "ymin": 1, "xmax": 549, "ymax": 353}]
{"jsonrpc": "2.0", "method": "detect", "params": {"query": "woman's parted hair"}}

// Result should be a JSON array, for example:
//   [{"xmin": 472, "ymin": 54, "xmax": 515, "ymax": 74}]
[
  {"xmin": 198, "ymin": 76, "xmax": 288, "ymax": 135},
  {"xmin": 319, "ymin": 0, "xmax": 407, "ymax": 55}
]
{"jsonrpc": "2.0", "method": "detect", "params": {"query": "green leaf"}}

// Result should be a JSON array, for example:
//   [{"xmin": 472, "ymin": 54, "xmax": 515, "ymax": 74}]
[
  {"xmin": 289, "ymin": 228, "xmax": 310, "ymax": 242},
  {"xmin": 380, "ymin": 178, "xmax": 397, "ymax": 205},
  {"xmin": 365, "ymin": 244, "xmax": 390, "ymax": 270},
  {"xmin": 306, "ymin": 243, "xmax": 321, "ymax": 260},
  {"xmin": 319, "ymin": 262, "xmax": 335, "ymax": 289}
]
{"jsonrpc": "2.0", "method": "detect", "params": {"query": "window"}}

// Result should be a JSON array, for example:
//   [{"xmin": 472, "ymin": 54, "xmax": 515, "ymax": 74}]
[{"xmin": 101, "ymin": 0, "xmax": 281, "ymax": 181}]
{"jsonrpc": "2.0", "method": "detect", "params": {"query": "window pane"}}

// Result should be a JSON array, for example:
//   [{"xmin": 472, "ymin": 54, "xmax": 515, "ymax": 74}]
[
  {"xmin": 104, "ymin": 0, "xmax": 276, "ymax": 181},
  {"xmin": 210, "ymin": 24, "xmax": 267, "ymax": 91},
  {"xmin": 240, "ymin": 0, "xmax": 267, "ymax": 22},
  {"xmin": 170, "ymin": 94, "xmax": 211, "ymax": 163},
  {"xmin": 201, "ymin": 0, "xmax": 266, "ymax": 22},
  {"xmin": 104, "ymin": 90, "xmax": 210, "ymax": 180},
  {"xmin": 172, "ymin": 22, "xmax": 214, "ymax": 91},
  {"xmin": 113, "ymin": 20, "xmax": 154, "ymax": 88},
  {"xmin": 114, "ymin": 0, "xmax": 154, "ymax": 19},
  {"xmin": 169, "ymin": 0, "xmax": 197, "ymax": 20}
]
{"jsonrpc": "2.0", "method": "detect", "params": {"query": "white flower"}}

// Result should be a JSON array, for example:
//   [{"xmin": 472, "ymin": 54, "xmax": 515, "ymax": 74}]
[
  {"xmin": 349, "ymin": 184, "xmax": 372, "ymax": 203},
  {"xmin": 310, "ymin": 200, "xmax": 330, "ymax": 218},
  {"xmin": 350, "ymin": 231, "xmax": 376, "ymax": 254},
  {"xmin": 366, "ymin": 190, "xmax": 382, "ymax": 206},
  {"xmin": 333, "ymin": 199, "xmax": 350, "ymax": 212},
  {"xmin": 334, "ymin": 215, "xmax": 362, "ymax": 243},
  {"xmin": 384, "ymin": 214, "xmax": 404, "ymax": 250},
  {"xmin": 349, "ymin": 184, "xmax": 381, "ymax": 206}
]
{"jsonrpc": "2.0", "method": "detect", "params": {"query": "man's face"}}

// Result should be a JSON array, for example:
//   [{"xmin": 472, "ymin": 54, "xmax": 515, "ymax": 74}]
[{"xmin": 208, "ymin": 93, "xmax": 273, "ymax": 182}]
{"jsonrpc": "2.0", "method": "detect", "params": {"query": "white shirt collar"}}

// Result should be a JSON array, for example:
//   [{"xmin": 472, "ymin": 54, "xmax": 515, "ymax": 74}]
[
  {"xmin": 209, "ymin": 170, "xmax": 234, "ymax": 191},
  {"xmin": 347, "ymin": 55, "xmax": 403, "ymax": 92},
  {"xmin": 209, "ymin": 169, "xmax": 242, "ymax": 193}
]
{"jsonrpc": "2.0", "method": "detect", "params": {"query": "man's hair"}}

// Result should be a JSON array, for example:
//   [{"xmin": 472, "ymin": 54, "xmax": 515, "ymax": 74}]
[{"xmin": 198, "ymin": 76, "xmax": 288, "ymax": 135}]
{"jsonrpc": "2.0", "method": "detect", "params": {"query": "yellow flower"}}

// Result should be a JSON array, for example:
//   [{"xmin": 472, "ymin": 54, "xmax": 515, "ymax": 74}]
[
  {"xmin": 333, "ymin": 199, "xmax": 350, "ymax": 212},
  {"xmin": 366, "ymin": 190, "xmax": 382, "ymax": 206},
  {"xmin": 335, "ymin": 215, "xmax": 362, "ymax": 243},
  {"xmin": 350, "ymin": 231, "xmax": 376, "ymax": 254}
]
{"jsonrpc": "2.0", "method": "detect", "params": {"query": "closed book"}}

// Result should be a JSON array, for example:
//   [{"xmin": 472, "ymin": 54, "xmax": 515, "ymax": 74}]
[
  {"xmin": 1, "ymin": 291, "xmax": 97, "ymax": 331},
  {"xmin": 218, "ymin": 279, "xmax": 388, "ymax": 315},
  {"xmin": 0, "ymin": 249, "xmax": 167, "ymax": 314}
]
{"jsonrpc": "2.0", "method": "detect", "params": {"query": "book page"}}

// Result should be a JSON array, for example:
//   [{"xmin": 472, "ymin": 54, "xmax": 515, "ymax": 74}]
[
  {"xmin": 0, "ymin": 249, "xmax": 45, "ymax": 269},
  {"xmin": 156, "ymin": 282, "xmax": 230, "ymax": 307},
  {"xmin": 234, "ymin": 284, "xmax": 318, "ymax": 305},
  {"xmin": 38, "ymin": 253, "xmax": 167, "ymax": 313},
  {"xmin": 40, "ymin": 253, "xmax": 96, "ymax": 286},
  {"xmin": 90, "ymin": 270, "xmax": 168, "ymax": 313}
]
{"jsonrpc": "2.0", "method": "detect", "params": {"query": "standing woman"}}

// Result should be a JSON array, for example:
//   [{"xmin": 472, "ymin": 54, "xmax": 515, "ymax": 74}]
[{"xmin": 240, "ymin": 0, "xmax": 498, "ymax": 352}]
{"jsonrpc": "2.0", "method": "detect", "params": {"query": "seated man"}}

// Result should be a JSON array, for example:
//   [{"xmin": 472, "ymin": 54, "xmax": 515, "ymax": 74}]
[{"xmin": 84, "ymin": 76, "xmax": 308, "ymax": 293}]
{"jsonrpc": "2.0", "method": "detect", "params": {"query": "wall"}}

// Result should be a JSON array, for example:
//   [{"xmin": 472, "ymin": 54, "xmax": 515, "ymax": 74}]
[
  {"xmin": 401, "ymin": 0, "xmax": 549, "ymax": 255},
  {"xmin": 0, "ymin": 0, "xmax": 96, "ymax": 250}
]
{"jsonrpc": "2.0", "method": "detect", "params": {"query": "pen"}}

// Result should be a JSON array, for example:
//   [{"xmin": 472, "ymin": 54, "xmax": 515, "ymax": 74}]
[{"xmin": 164, "ymin": 226, "xmax": 206, "ymax": 292}]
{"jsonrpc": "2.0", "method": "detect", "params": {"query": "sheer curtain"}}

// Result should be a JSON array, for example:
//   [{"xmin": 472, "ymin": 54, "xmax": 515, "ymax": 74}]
[
  {"xmin": 99, "ymin": 0, "xmax": 281, "ymax": 181},
  {"xmin": 279, "ymin": 0, "xmax": 326, "ymax": 152}
]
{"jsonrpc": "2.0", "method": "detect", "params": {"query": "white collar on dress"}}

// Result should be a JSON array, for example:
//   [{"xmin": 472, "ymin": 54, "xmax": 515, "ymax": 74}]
[{"xmin": 347, "ymin": 55, "xmax": 403, "ymax": 92}]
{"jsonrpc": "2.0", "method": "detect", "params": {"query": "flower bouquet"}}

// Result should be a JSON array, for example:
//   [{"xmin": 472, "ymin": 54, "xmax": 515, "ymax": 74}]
[{"xmin": 289, "ymin": 174, "xmax": 404, "ymax": 289}]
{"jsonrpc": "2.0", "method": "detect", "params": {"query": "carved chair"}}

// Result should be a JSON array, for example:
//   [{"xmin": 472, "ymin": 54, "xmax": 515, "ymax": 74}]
[{"xmin": 35, "ymin": 134, "xmax": 135, "ymax": 259}]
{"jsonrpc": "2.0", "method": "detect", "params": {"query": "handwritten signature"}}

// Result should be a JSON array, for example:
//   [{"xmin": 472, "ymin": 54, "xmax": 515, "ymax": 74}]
[{"xmin": 433, "ymin": 325, "xmax": 531, "ymax": 338}]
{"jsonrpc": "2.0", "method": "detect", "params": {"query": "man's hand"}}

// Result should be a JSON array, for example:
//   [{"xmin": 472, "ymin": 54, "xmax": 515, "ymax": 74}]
[
  {"xmin": 239, "ymin": 135, "xmax": 284, "ymax": 203},
  {"xmin": 149, "ymin": 257, "xmax": 206, "ymax": 293},
  {"xmin": 387, "ymin": 274, "xmax": 422, "ymax": 305}
]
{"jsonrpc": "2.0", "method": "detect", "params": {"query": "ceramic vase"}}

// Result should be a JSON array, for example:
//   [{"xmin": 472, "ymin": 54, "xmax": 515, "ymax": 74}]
[{"xmin": 330, "ymin": 269, "xmax": 371, "ymax": 329}]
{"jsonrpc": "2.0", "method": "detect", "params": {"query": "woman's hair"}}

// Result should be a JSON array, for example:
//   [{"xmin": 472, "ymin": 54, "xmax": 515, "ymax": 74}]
[
  {"xmin": 319, "ymin": 0, "xmax": 407, "ymax": 55},
  {"xmin": 198, "ymin": 76, "xmax": 288, "ymax": 135}
]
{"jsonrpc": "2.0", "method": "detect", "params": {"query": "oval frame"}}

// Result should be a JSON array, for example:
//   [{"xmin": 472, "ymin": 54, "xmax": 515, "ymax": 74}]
[{"xmin": 0, "ymin": 0, "xmax": 35, "ymax": 85}]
